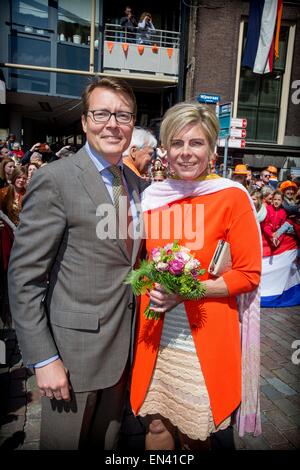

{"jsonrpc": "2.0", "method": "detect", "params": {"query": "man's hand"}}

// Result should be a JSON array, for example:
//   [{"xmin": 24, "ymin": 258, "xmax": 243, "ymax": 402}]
[
  {"xmin": 35, "ymin": 359, "xmax": 71, "ymax": 401},
  {"xmin": 149, "ymin": 283, "xmax": 182, "ymax": 314}
]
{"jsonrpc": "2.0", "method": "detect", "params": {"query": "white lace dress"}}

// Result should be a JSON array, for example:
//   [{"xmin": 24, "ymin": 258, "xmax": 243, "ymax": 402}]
[{"xmin": 138, "ymin": 303, "xmax": 231, "ymax": 441}]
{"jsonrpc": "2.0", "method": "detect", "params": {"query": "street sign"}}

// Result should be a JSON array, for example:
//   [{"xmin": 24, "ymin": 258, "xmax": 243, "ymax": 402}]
[
  {"xmin": 229, "ymin": 128, "xmax": 247, "ymax": 138},
  {"xmin": 218, "ymin": 138, "xmax": 246, "ymax": 149},
  {"xmin": 218, "ymin": 102, "xmax": 232, "ymax": 137},
  {"xmin": 231, "ymin": 118, "xmax": 247, "ymax": 128},
  {"xmin": 197, "ymin": 93, "xmax": 221, "ymax": 104}
]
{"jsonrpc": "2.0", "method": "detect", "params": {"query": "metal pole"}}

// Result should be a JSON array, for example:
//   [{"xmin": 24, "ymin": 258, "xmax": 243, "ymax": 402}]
[
  {"xmin": 223, "ymin": 135, "xmax": 229, "ymax": 178},
  {"xmin": 89, "ymin": 0, "xmax": 96, "ymax": 73},
  {"xmin": 1, "ymin": 62, "xmax": 177, "ymax": 83}
]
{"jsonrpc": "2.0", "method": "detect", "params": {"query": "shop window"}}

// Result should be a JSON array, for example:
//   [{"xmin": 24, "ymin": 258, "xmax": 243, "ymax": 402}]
[
  {"xmin": 58, "ymin": 0, "xmax": 99, "ymax": 45},
  {"xmin": 11, "ymin": 0, "xmax": 49, "ymax": 30}
]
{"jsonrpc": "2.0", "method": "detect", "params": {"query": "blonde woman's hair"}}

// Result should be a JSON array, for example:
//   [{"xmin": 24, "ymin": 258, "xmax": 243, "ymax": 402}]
[{"xmin": 160, "ymin": 102, "xmax": 219, "ymax": 153}]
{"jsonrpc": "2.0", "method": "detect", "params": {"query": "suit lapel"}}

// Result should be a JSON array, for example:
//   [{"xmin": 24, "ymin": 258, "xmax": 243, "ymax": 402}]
[{"xmin": 75, "ymin": 148, "xmax": 129, "ymax": 261}]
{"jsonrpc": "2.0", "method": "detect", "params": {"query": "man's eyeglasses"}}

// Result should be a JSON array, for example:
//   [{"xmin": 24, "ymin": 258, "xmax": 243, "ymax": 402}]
[{"xmin": 87, "ymin": 110, "xmax": 135, "ymax": 124}]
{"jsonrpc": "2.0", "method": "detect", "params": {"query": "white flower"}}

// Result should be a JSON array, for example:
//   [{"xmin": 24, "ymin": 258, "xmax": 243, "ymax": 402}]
[
  {"xmin": 152, "ymin": 251, "xmax": 162, "ymax": 262},
  {"xmin": 175, "ymin": 251, "xmax": 190, "ymax": 263},
  {"xmin": 184, "ymin": 259, "xmax": 200, "ymax": 272},
  {"xmin": 156, "ymin": 261, "xmax": 169, "ymax": 271}
]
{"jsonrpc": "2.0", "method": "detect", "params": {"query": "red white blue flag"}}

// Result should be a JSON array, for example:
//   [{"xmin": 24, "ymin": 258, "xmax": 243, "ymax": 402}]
[{"xmin": 242, "ymin": 0, "xmax": 281, "ymax": 74}]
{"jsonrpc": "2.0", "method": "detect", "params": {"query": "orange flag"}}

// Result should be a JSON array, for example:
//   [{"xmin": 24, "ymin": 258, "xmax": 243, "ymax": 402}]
[
  {"xmin": 122, "ymin": 43, "xmax": 129, "ymax": 57},
  {"xmin": 274, "ymin": 0, "xmax": 283, "ymax": 60},
  {"xmin": 152, "ymin": 44, "xmax": 159, "ymax": 54},
  {"xmin": 106, "ymin": 41, "xmax": 114, "ymax": 53},
  {"xmin": 137, "ymin": 45, "xmax": 145, "ymax": 55},
  {"xmin": 167, "ymin": 48, "xmax": 173, "ymax": 59}
]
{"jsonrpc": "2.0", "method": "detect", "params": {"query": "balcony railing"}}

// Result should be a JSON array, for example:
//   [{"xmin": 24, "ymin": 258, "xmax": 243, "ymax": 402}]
[{"xmin": 103, "ymin": 24, "xmax": 180, "ymax": 79}]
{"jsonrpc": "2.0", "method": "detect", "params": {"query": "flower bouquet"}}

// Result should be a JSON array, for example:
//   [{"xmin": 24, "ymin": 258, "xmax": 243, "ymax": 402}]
[{"xmin": 125, "ymin": 241, "xmax": 207, "ymax": 319}]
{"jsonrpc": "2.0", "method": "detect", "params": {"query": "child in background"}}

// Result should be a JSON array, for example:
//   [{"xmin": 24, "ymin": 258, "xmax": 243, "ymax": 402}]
[
  {"xmin": 250, "ymin": 189, "xmax": 267, "ymax": 223},
  {"xmin": 261, "ymin": 186, "xmax": 274, "ymax": 206},
  {"xmin": 261, "ymin": 190, "xmax": 287, "ymax": 249}
]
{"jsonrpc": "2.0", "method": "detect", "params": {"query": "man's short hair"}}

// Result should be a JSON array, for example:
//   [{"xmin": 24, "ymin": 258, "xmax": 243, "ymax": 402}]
[{"xmin": 81, "ymin": 77, "xmax": 137, "ymax": 117}]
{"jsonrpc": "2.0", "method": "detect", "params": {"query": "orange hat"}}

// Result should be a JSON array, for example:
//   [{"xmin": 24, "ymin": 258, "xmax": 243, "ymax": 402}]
[
  {"xmin": 267, "ymin": 165, "xmax": 278, "ymax": 174},
  {"xmin": 233, "ymin": 164, "xmax": 248, "ymax": 175},
  {"xmin": 279, "ymin": 180, "xmax": 298, "ymax": 192}
]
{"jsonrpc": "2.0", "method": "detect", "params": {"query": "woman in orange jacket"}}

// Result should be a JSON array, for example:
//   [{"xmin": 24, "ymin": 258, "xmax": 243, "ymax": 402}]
[{"xmin": 130, "ymin": 102, "xmax": 262, "ymax": 450}]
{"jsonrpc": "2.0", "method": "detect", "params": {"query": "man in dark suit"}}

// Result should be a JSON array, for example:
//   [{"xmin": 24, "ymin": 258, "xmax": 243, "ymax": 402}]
[{"xmin": 8, "ymin": 77, "xmax": 146, "ymax": 449}]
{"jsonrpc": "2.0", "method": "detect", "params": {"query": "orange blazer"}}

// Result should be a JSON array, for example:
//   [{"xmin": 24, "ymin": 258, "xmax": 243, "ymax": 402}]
[{"xmin": 130, "ymin": 188, "xmax": 261, "ymax": 427}]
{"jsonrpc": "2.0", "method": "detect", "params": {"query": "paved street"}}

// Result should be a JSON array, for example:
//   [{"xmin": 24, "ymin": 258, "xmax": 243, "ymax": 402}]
[{"xmin": 0, "ymin": 306, "xmax": 300, "ymax": 450}]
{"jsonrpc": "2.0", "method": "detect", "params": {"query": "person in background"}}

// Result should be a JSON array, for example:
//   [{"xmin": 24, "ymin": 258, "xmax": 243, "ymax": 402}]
[
  {"xmin": 120, "ymin": 6, "xmax": 138, "ymax": 42},
  {"xmin": 280, "ymin": 181, "xmax": 299, "ymax": 217},
  {"xmin": 0, "ymin": 158, "xmax": 15, "ymax": 188},
  {"xmin": 11, "ymin": 142, "xmax": 24, "ymax": 161},
  {"xmin": 0, "ymin": 166, "xmax": 27, "ymax": 326},
  {"xmin": 231, "ymin": 164, "xmax": 248, "ymax": 188},
  {"xmin": 0, "ymin": 147, "xmax": 11, "ymax": 160},
  {"xmin": 259, "ymin": 169, "xmax": 272, "ymax": 189},
  {"xmin": 137, "ymin": 12, "xmax": 156, "ymax": 45},
  {"xmin": 55, "ymin": 145, "xmax": 77, "ymax": 159},
  {"xmin": 261, "ymin": 190, "xmax": 287, "ymax": 249},
  {"xmin": 250, "ymin": 189, "xmax": 267, "ymax": 223},
  {"xmin": 21, "ymin": 142, "xmax": 58, "ymax": 165},
  {"xmin": 26, "ymin": 162, "xmax": 40, "ymax": 185},
  {"xmin": 123, "ymin": 126, "xmax": 157, "ymax": 178},
  {"xmin": 266, "ymin": 166, "xmax": 278, "ymax": 190},
  {"xmin": 261, "ymin": 186, "xmax": 274, "ymax": 207},
  {"xmin": 6, "ymin": 133, "xmax": 16, "ymax": 151}
]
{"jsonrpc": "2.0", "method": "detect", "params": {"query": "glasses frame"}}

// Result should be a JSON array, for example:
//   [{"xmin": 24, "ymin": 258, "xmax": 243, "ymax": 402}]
[{"xmin": 87, "ymin": 110, "xmax": 135, "ymax": 124}]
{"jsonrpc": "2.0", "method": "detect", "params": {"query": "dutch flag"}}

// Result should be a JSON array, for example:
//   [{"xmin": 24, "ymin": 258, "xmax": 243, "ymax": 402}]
[
  {"xmin": 242, "ymin": 0, "xmax": 283, "ymax": 75},
  {"xmin": 261, "ymin": 242, "xmax": 300, "ymax": 308}
]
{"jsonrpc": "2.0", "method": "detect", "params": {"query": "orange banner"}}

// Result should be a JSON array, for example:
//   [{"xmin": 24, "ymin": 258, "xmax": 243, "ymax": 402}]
[
  {"xmin": 122, "ymin": 43, "xmax": 129, "ymax": 54},
  {"xmin": 167, "ymin": 48, "xmax": 173, "ymax": 59},
  {"xmin": 152, "ymin": 44, "xmax": 159, "ymax": 54},
  {"xmin": 137, "ymin": 45, "xmax": 145, "ymax": 55},
  {"xmin": 106, "ymin": 41, "xmax": 114, "ymax": 53}
]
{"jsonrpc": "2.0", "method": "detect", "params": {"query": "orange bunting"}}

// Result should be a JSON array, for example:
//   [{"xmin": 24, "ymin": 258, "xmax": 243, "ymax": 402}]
[
  {"xmin": 166, "ymin": 48, "xmax": 173, "ymax": 59},
  {"xmin": 106, "ymin": 41, "xmax": 114, "ymax": 53},
  {"xmin": 137, "ymin": 45, "xmax": 145, "ymax": 55},
  {"xmin": 152, "ymin": 44, "xmax": 159, "ymax": 54},
  {"xmin": 122, "ymin": 43, "xmax": 129, "ymax": 55}
]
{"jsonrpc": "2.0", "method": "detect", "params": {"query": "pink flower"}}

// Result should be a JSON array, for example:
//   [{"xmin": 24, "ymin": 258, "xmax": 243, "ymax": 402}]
[
  {"xmin": 151, "ymin": 248, "xmax": 161, "ymax": 262},
  {"xmin": 168, "ymin": 260, "xmax": 185, "ymax": 275}
]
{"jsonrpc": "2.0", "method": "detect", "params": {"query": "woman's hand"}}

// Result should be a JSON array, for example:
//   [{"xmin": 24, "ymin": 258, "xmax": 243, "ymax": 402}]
[{"xmin": 149, "ymin": 283, "xmax": 182, "ymax": 314}]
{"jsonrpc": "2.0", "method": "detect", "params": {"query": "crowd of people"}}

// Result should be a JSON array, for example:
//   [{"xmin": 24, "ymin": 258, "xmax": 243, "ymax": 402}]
[
  {"xmin": 0, "ymin": 76, "xmax": 299, "ymax": 451},
  {"xmin": 229, "ymin": 163, "xmax": 300, "ymax": 307}
]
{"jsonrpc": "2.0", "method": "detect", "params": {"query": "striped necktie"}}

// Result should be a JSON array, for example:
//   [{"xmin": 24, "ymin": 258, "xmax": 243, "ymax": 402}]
[{"xmin": 108, "ymin": 165, "xmax": 133, "ymax": 258}]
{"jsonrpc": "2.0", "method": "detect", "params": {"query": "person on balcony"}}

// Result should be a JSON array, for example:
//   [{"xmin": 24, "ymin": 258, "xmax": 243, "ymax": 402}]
[
  {"xmin": 120, "ymin": 6, "xmax": 138, "ymax": 42},
  {"xmin": 137, "ymin": 12, "xmax": 156, "ymax": 45}
]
